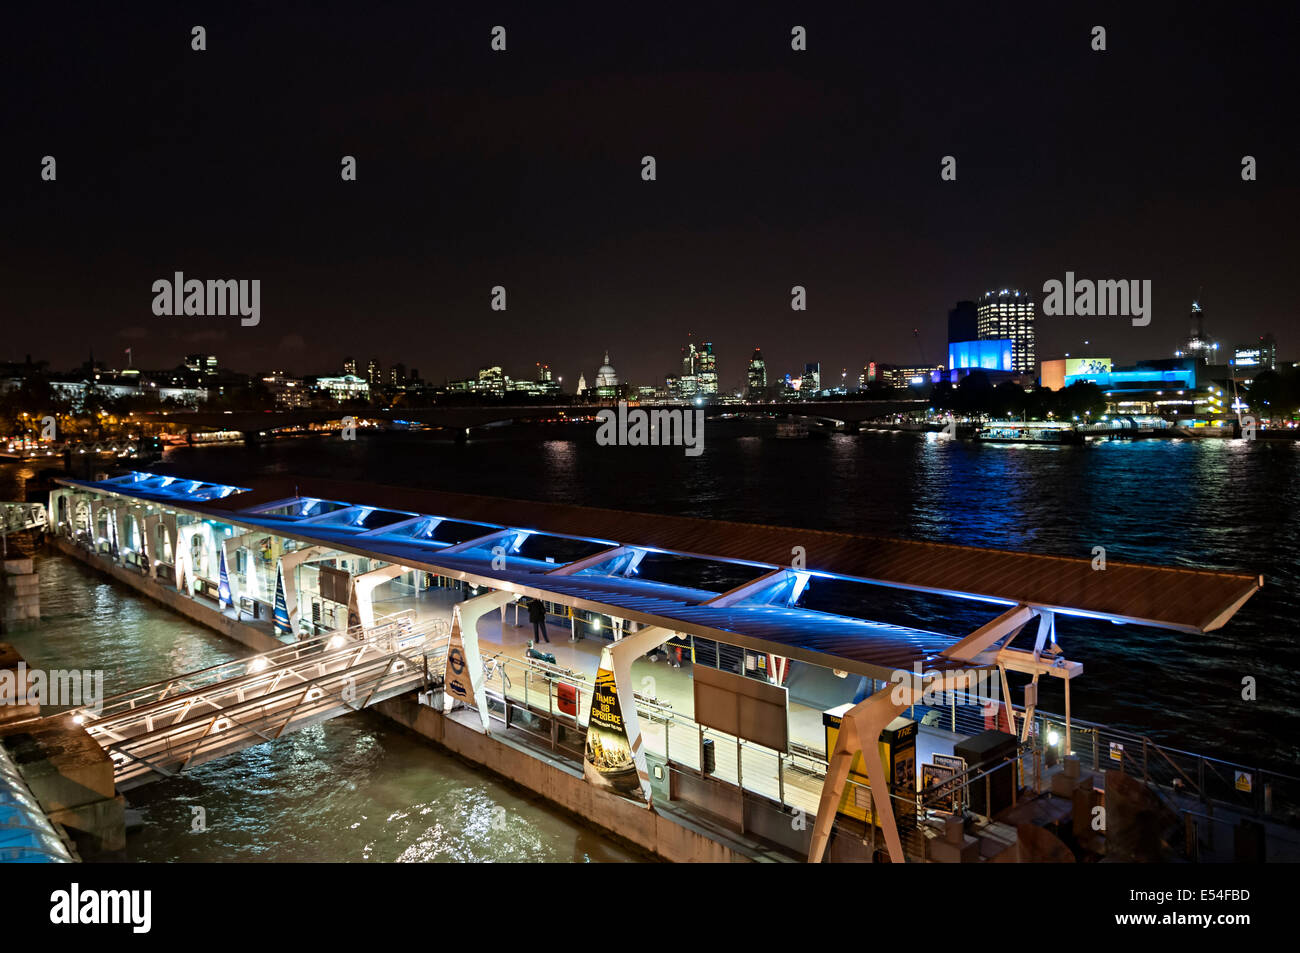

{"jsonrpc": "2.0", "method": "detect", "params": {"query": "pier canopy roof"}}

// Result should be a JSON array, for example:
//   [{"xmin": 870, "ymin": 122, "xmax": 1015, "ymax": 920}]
[
  {"xmin": 72, "ymin": 471, "xmax": 250, "ymax": 503},
  {"xmin": 61, "ymin": 474, "xmax": 1263, "ymax": 670}
]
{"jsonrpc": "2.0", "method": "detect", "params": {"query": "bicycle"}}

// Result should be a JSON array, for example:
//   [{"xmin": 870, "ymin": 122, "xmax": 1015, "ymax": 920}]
[{"xmin": 483, "ymin": 653, "xmax": 511, "ymax": 689}]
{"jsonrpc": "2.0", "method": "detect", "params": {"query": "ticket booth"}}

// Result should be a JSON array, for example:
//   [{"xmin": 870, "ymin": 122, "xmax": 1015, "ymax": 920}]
[{"xmin": 823, "ymin": 704, "xmax": 917, "ymax": 825}]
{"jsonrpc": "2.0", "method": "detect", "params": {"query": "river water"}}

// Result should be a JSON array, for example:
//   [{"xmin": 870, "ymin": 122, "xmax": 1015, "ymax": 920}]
[{"xmin": 3, "ymin": 424, "xmax": 1296, "ymax": 860}]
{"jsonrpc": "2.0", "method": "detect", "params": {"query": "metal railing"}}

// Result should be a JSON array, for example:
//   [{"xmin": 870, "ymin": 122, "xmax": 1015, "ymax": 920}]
[
  {"xmin": 0, "ymin": 502, "xmax": 46, "ymax": 534},
  {"xmin": 914, "ymin": 690, "xmax": 1300, "ymax": 825},
  {"xmin": 0, "ymin": 746, "xmax": 75, "ymax": 864},
  {"xmin": 463, "ymin": 651, "xmax": 830, "ymax": 822},
  {"xmin": 73, "ymin": 611, "xmax": 449, "ymax": 788},
  {"xmin": 82, "ymin": 610, "xmax": 428, "ymax": 720}
]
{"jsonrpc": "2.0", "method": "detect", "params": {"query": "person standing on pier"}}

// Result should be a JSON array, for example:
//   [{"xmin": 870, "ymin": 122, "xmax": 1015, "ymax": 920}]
[{"xmin": 528, "ymin": 597, "xmax": 551, "ymax": 643}]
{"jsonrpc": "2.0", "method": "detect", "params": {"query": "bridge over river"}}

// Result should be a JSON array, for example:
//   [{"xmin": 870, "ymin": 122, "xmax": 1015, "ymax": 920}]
[{"xmin": 154, "ymin": 400, "xmax": 928, "ymax": 439}]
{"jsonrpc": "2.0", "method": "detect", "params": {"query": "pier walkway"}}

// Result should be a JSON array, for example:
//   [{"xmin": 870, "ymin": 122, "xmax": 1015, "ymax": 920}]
[
  {"xmin": 43, "ymin": 469, "xmax": 1287, "ymax": 863},
  {"xmin": 71, "ymin": 613, "xmax": 448, "ymax": 789}
]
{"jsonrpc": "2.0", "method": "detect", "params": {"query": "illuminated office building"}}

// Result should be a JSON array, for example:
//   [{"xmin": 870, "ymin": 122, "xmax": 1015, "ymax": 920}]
[
  {"xmin": 977, "ymin": 289, "xmax": 1036, "ymax": 375},
  {"xmin": 801, "ymin": 363, "xmax": 821, "ymax": 396},
  {"xmin": 697, "ymin": 342, "xmax": 717, "ymax": 396},
  {"xmin": 747, "ymin": 348, "xmax": 767, "ymax": 399}
]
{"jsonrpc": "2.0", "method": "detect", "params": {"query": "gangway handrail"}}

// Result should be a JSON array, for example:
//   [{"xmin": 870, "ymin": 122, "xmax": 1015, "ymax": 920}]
[
  {"xmin": 90, "ymin": 623, "xmax": 444, "ymax": 734},
  {"xmin": 75, "ymin": 612, "xmax": 443, "ymax": 722},
  {"xmin": 88, "ymin": 625, "xmax": 443, "ymax": 732},
  {"xmin": 93, "ymin": 626, "xmax": 448, "ymax": 785},
  {"xmin": 103, "ymin": 647, "xmax": 418, "ymax": 747},
  {"xmin": 79, "ymin": 605, "xmax": 426, "ymax": 702},
  {"xmin": 93, "ymin": 656, "xmax": 405, "ymax": 752}
]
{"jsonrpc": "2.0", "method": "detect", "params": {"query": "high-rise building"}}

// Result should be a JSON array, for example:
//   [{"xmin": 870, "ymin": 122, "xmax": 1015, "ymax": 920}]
[
  {"xmin": 681, "ymin": 339, "xmax": 698, "ymax": 376},
  {"xmin": 366, "ymin": 359, "xmax": 381, "ymax": 385},
  {"xmin": 747, "ymin": 348, "xmax": 767, "ymax": 399},
  {"xmin": 977, "ymin": 290, "xmax": 1035, "ymax": 374},
  {"xmin": 675, "ymin": 337, "xmax": 716, "ymax": 400},
  {"xmin": 343, "ymin": 357, "xmax": 356, "ymax": 376},
  {"xmin": 536, "ymin": 362, "xmax": 553, "ymax": 382},
  {"xmin": 948, "ymin": 301, "xmax": 978, "ymax": 344},
  {"xmin": 801, "ymin": 362, "xmax": 821, "ymax": 396},
  {"xmin": 697, "ymin": 342, "xmax": 717, "ymax": 396},
  {"xmin": 1179, "ymin": 301, "xmax": 1221, "ymax": 365}
]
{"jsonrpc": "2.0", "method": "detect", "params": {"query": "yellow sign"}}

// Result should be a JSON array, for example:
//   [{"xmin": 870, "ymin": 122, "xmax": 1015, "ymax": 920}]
[
  {"xmin": 583, "ymin": 663, "xmax": 643, "ymax": 801},
  {"xmin": 823, "ymin": 708, "xmax": 917, "ymax": 825}
]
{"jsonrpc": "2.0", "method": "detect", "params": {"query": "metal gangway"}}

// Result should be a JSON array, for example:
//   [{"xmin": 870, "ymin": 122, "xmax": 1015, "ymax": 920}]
[
  {"xmin": 71, "ymin": 612, "xmax": 450, "ymax": 789},
  {"xmin": 0, "ymin": 502, "xmax": 46, "ymax": 534},
  {"xmin": 1, "ymin": 501, "xmax": 46, "ymax": 557}
]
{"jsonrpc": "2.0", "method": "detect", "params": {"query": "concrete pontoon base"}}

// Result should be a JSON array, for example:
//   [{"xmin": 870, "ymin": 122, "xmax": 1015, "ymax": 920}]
[{"xmin": 374, "ymin": 695, "xmax": 783, "ymax": 862}]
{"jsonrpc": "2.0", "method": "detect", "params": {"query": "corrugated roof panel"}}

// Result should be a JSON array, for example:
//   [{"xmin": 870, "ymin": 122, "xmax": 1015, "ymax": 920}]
[{"xmin": 61, "ymin": 473, "xmax": 1262, "ymax": 635}]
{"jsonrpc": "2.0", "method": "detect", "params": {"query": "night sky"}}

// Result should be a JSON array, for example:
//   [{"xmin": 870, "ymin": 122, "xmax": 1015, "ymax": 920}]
[{"xmin": 4, "ymin": 2, "xmax": 1297, "ymax": 389}]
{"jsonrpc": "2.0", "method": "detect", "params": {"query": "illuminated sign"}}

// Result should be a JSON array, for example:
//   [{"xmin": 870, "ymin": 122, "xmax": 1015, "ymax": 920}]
[
  {"xmin": 583, "ymin": 647, "xmax": 645, "ymax": 802},
  {"xmin": 949, "ymin": 339, "xmax": 1014, "ymax": 372},
  {"xmin": 1064, "ymin": 357, "xmax": 1112, "ymax": 377},
  {"xmin": 1063, "ymin": 358, "xmax": 1195, "ymax": 392}
]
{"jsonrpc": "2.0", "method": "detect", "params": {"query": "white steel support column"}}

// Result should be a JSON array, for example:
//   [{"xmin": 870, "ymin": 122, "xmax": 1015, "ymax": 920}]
[
  {"xmin": 128, "ymin": 505, "xmax": 148, "ymax": 565},
  {"xmin": 450, "ymin": 589, "xmax": 516, "ymax": 734},
  {"xmin": 89, "ymin": 499, "xmax": 105, "ymax": 545},
  {"xmin": 162, "ymin": 512, "xmax": 179, "ymax": 574},
  {"xmin": 351, "ymin": 563, "xmax": 409, "ymax": 629},
  {"xmin": 141, "ymin": 512, "xmax": 161, "ymax": 578},
  {"xmin": 112, "ymin": 504, "xmax": 129, "ymax": 558},
  {"xmin": 221, "ymin": 532, "xmax": 249, "ymax": 606},
  {"xmin": 46, "ymin": 488, "xmax": 68, "ymax": 534},
  {"xmin": 942, "ymin": 604, "xmax": 1037, "ymax": 662},
  {"xmin": 809, "ymin": 670, "xmax": 968, "ymax": 864},
  {"xmin": 605, "ymin": 624, "xmax": 676, "ymax": 803},
  {"xmin": 275, "ymin": 545, "xmax": 333, "ymax": 633},
  {"xmin": 174, "ymin": 523, "xmax": 195, "ymax": 595},
  {"xmin": 1065, "ymin": 676, "xmax": 1072, "ymax": 757}
]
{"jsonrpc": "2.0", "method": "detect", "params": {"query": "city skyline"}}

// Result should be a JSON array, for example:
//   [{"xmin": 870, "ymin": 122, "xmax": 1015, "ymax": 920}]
[
  {"xmin": 7, "ymin": 289, "xmax": 1283, "ymax": 400},
  {"xmin": 5, "ymin": 6, "xmax": 1296, "ymax": 385}
]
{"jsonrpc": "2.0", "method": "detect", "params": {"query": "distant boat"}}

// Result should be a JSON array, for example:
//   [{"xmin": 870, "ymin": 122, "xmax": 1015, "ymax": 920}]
[{"xmin": 975, "ymin": 421, "xmax": 1083, "ymax": 445}]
